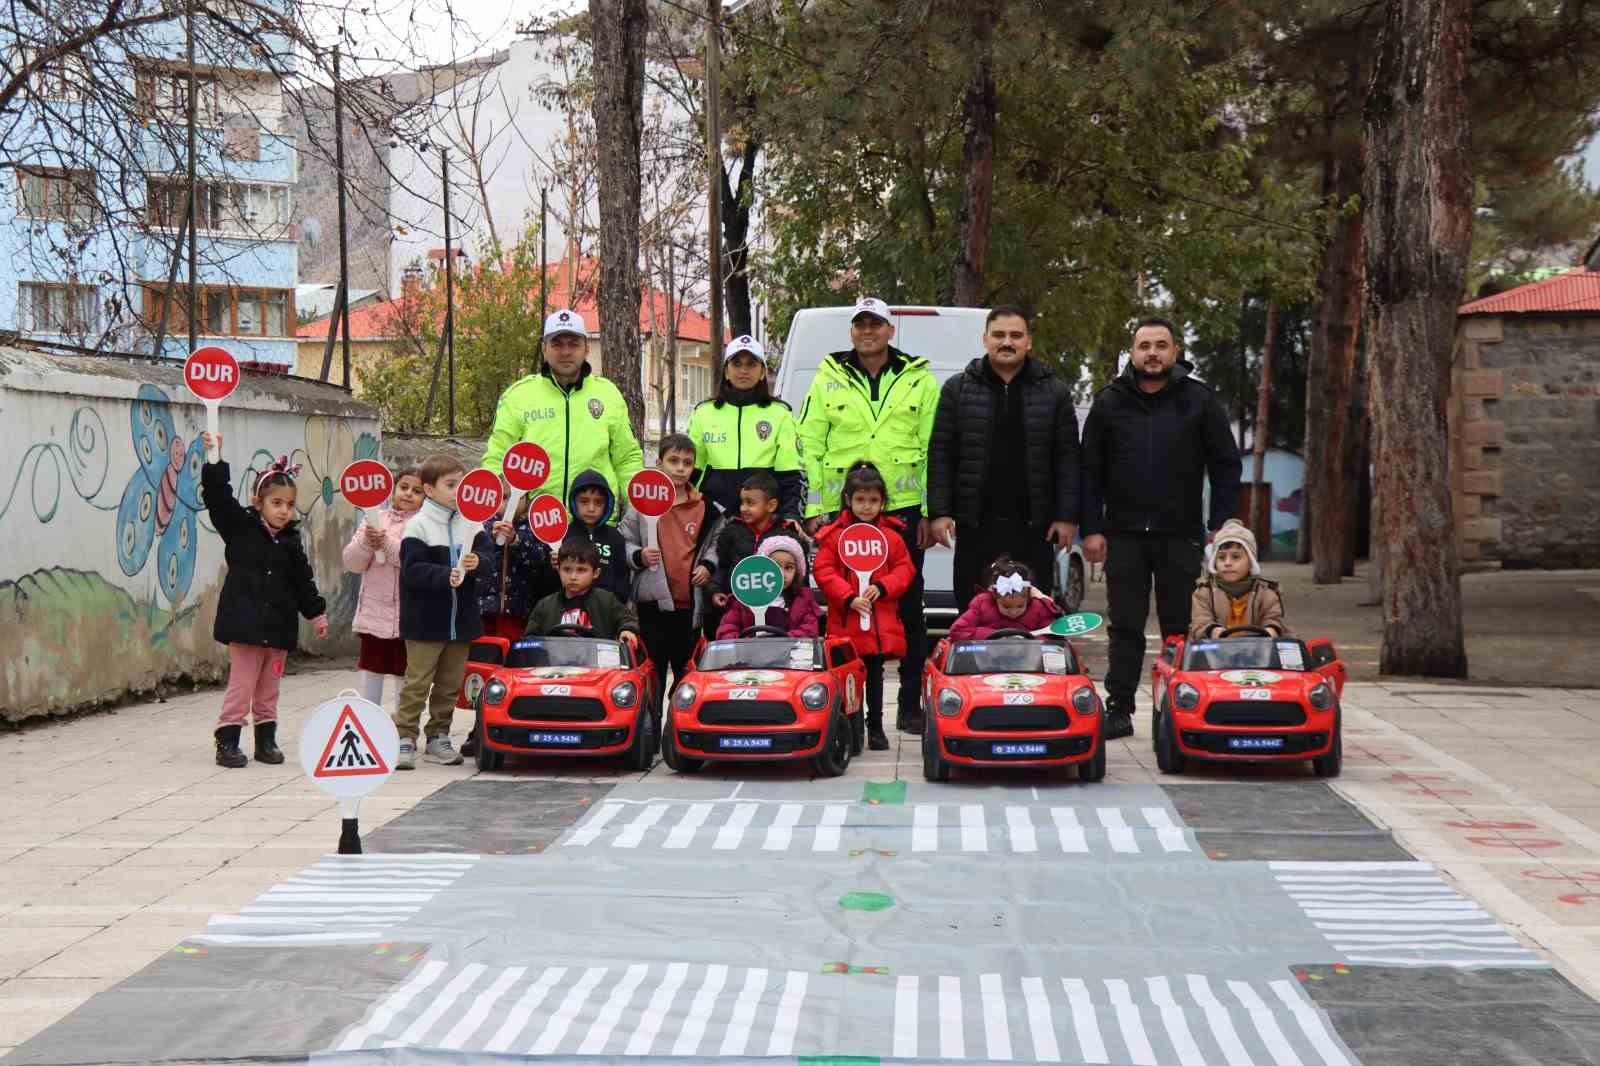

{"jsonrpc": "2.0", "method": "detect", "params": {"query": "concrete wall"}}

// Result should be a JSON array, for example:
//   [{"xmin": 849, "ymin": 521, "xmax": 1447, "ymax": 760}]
[
  {"xmin": 1455, "ymin": 315, "xmax": 1600, "ymax": 568},
  {"xmin": 0, "ymin": 346, "xmax": 379, "ymax": 722}
]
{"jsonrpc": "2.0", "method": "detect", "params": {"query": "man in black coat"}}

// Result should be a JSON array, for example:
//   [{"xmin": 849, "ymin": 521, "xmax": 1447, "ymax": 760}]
[
  {"xmin": 1080, "ymin": 316, "xmax": 1243, "ymax": 739},
  {"xmin": 928, "ymin": 305, "xmax": 1080, "ymax": 612}
]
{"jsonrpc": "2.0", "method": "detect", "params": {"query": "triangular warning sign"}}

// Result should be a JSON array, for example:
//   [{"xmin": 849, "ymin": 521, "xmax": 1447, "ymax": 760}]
[{"xmin": 312, "ymin": 705, "xmax": 391, "ymax": 778}]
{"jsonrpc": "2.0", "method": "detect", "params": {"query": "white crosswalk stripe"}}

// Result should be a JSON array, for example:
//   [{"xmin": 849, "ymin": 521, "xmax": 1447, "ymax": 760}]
[
  {"xmin": 198, "ymin": 853, "xmax": 475, "ymax": 945},
  {"xmin": 559, "ymin": 800, "xmax": 1196, "ymax": 856},
  {"xmin": 1271, "ymin": 861, "xmax": 1545, "ymax": 968}
]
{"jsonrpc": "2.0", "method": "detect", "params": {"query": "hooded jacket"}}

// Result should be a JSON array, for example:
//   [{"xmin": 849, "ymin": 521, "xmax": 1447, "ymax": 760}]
[
  {"xmin": 812, "ymin": 512, "xmax": 917, "ymax": 658},
  {"xmin": 927, "ymin": 355, "xmax": 1080, "ymax": 528},
  {"xmin": 342, "ymin": 505, "xmax": 414, "ymax": 640},
  {"xmin": 201, "ymin": 462, "xmax": 327, "ymax": 651},
  {"xmin": 1079, "ymin": 361, "xmax": 1243, "ymax": 539},
  {"xmin": 715, "ymin": 536, "xmax": 822, "ymax": 639},
  {"xmin": 688, "ymin": 390, "xmax": 805, "ymax": 519},
  {"xmin": 620, "ymin": 490, "xmax": 726, "ymax": 626},
  {"xmin": 475, "ymin": 514, "xmax": 556, "ymax": 621},
  {"xmin": 399, "ymin": 496, "xmax": 492, "ymax": 643},
  {"xmin": 948, "ymin": 591, "xmax": 1062, "ymax": 642},
  {"xmin": 566, "ymin": 469, "xmax": 631, "ymax": 600}
]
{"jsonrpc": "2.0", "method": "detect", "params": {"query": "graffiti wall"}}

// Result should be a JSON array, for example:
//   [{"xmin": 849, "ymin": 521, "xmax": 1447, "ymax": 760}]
[{"xmin": 0, "ymin": 346, "xmax": 379, "ymax": 723}]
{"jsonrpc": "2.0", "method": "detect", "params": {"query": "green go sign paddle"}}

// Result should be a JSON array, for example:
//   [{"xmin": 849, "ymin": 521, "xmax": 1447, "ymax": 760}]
[
  {"xmin": 1048, "ymin": 612, "xmax": 1104, "ymax": 637},
  {"xmin": 731, "ymin": 554, "xmax": 785, "ymax": 629}
]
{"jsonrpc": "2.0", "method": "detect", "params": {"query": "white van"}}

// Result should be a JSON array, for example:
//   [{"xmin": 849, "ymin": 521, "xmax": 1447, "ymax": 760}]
[{"xmin": 776, "ymin": 305, "xmax": 1089, "ymax": 625}]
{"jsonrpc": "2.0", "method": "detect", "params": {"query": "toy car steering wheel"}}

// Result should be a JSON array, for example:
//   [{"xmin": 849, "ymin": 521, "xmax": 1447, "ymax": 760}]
[
  {"xmin": 548, "ymin": 624, "xmax": 596, "ymax": 637},
  {"xmin": 986, "ymin": 628, "xmax": 1034, "ymax": 639},
  {"xmin": 740, "ymin": 625, "xmax": 791, "ymax": 638},
  {"xmin": 1219, "ymin": 625, "xmax": 1273, "ymax": 637}
]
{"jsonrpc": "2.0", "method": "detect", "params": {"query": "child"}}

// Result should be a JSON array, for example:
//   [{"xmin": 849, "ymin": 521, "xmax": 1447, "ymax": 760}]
[
  {"xmin": 621, "ymin": 434, "xmax": 725, "ymax": 717},
  {"xmin": 813, "ymin": 461, "xmax": 915, "ymax": 750},
  {"xmin": 396, "ymin": 454, "xmax": 493, "ymax": 769},
  {"xmin": 199, "ymin": 433, "xmax": 329, "ymax": 768},
  {"xmin": 342, "ymin": 464, "xmax": 424, "ymax": 713},
  {"xmin": 1190, "ymin": 518, "xmax": 1289, "ymax": 639},
  {"xmin": 477, "ymin": 492, "xmax": 556, "ymax": 640},
  {"xmin": 566, "ymin": 469, "xmax": 630, "ymax": 600},
  {"xmin": 948, "ymin": 556, "xmax": 1062, "ymax": 640},
  {"xmin": 525, "ymin": 538, "xmax": 643, "ymax": 646},
  {"xmin": 710, "ymin": 471, "xmax": 787, "ymax": 615},
  {"xmin": 715, "ymin": 535, "xmax": 821, "ymax": 639}
]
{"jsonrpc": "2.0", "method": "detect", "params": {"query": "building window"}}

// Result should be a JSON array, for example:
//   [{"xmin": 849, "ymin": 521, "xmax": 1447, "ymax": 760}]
[
  {"xmin": 18, "ymin": 282, "xmax": 99, "ymax": 334},
  {"xmin": 17, "ymin": 168, "xmax": 98, "ymax": 224},
  {"xmin": 16, "ymin": 47, "xmax": 91, "ymax": 101},
  {"xmin": 143, "ymin": 284, "xmax": 294, "ymax": 338},
  {"xmin": 136, "ymin": 68, "xmax": 221, "ymax": 124},
  {"xmin": 682, "ymin": 362, "xmax": 712, "ymax": 407},
  {"xmin": 147, "ymin": 179, "xmax": 291, "ymax": 232}
]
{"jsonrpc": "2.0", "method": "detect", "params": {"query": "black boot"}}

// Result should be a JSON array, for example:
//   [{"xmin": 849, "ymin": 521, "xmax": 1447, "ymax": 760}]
[
  {"xmin": 215, "ymin": 725, "xmax": 248, "ymax": 768},
  {"xmin": 253, "ymin": 721, "xmax": 285, "ymax": 764},
  {"xmin": 1103, "ymin": 696, "xmax": 1134, "ymax": 741},
  {"xmin": 867, "ymin": 711, "xmax": 889, "ymax": 751}
]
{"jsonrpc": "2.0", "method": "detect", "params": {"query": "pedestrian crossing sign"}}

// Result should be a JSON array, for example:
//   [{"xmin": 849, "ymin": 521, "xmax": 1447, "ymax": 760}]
[
  {"xmin": 314, "ymin": 706, "xmax": 391, "ymax": 777},
  {"xmin": 298, "ymin": 694, "xmax": 400, "ymax": 799}
]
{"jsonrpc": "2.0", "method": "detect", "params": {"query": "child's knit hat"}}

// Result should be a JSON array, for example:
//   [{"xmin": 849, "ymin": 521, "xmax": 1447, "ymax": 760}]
[
  {"xmin": 1207, "ymin": 518, "xmax": 1261, "ymax": 576},
  {"xmin": 757, "ymin": 535, "xmax": 808, "ymax": 584}
]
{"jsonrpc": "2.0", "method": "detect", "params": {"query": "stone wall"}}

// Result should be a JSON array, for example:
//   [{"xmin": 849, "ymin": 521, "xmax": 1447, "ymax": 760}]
[
  {"xmin": 1454, "ymin": 315, "xmax": 1600, "ymax": 568},
  {"xmin": 0, "ymin": 347, "xmax": 380, "ymax": 722}
]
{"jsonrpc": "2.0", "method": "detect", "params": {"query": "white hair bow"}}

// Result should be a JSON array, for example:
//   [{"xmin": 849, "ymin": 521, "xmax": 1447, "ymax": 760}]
[{"xmin": 994, "ymin": 573, "xmax": 1031, "ymax": 596}]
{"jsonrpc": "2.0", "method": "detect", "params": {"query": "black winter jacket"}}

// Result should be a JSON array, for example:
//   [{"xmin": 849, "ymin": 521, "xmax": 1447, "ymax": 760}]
[
  {"xmin": 400, "ymin": 497, "xmax": 493, "ymax": 643},
  {"xmin": 927, "ymin": 356, "xmax": 1080, "ymax": 528},
  {"xmin": 1079, "ymin": 362, "xmax": 1243, "ymax": 539},
  {"xmin": 476, "ymin": 516, "xmax": 556, "ymax": 620},
  {"xmin": 565, "ymin": 469, "xmax": 631, "ymax": 600},
  {"xmin": 201, "ymin": 462, "xmax": 327, "ymax": 651}
]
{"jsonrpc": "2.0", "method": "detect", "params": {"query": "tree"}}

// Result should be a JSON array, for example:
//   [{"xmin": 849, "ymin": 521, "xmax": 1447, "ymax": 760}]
[{"xmin": 1362, "ymin": 0, "xmax": 1472, "ymax": 677}]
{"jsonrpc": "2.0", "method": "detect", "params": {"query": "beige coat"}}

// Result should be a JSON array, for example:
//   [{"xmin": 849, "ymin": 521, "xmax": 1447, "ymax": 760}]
[{"xmin": 1189, "ymin": 576, "xmax": 1288, "ymax": 640}]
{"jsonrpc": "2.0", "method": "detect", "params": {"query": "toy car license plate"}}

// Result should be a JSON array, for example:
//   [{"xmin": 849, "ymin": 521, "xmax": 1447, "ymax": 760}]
[
  {"xmin": 1227, "ymin": 736, "xmax": 1285, "ymax": 751},
  {"xmin": 529, "ymin": 731, "xmax": 583, "ymax": 745},
  {"xmin": 718, "ymin": 736, "xmax": 773, "ymax": 750},
  {"xmin": 992, "ymin": 742, "xmax": 1048, "ymax": 756},
  {"xmin": 1003, "ymin": 692, "xmax": 1035, "ymax": 705},
  {"xmin": 1238, "ymin": 688, "xmax": 1272, "ymax": 701}
]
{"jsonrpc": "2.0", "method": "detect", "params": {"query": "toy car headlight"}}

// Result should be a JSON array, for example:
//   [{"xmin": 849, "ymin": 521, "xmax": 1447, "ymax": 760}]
[
  {"xmin": 484, "ymin": 678, "xmax": 507, "ymax": 705},
  {"xmin": 800, "ymin": 682, "xmax": 830, "ymax": 710},
  {"xmin": 1174, "ymin": 682, "xmax": 1201, "ymax": 710},
  {"xmin": 611, "ymin": 681, "xmax": 637, "ymax": 708},
  {"xmin": 1307, "ymin": 682, "xmax": 1335, "ymax": 710},
  {"xmin": 1071, "ymin": 686, "xmax": 1100, "ymax": 716},
  {"xmin": 936, "ymin": 687, "xmax": 963, "ymax": 717},
  {"xmin": 672, "ymin": 683, "xmax": 698, "ymax": 709}
]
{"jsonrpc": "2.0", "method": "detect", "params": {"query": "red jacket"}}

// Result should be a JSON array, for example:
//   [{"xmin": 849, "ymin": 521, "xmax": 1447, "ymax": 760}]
[
  {"xmin": 812, "ymin": 513, "xmax": 916, "ymax": 658},
  {"xmin": 948, "ymin": 592, "xmax": 1061, "ymax": 641},
  {"xmin": 715, "ymin": 589, "xmax": 822, "ymax": 640}
]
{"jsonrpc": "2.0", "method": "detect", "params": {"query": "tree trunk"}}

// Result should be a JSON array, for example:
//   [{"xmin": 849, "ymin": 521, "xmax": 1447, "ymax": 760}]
[
  {"xmin": 947, "ymin": 0, "xmax": 999, "ymax": 306},
  {"xmin": 1341, "ymin": 340, "xmax": 1367, "ymax": 576},
  {"xmin": 589, "ymin": 0, "xmax": 648, "ymax": 438},
  {"xmin": 1251, "ymin": 301, "xmax": 1276, "ymax": 548},
  {"xmin": 1362, "ymin": 0, "xmax": 1472, "ymax": 678},
  {"xmin": 721, "ymin": 138, "xmax": 759, "ymax": 337}
]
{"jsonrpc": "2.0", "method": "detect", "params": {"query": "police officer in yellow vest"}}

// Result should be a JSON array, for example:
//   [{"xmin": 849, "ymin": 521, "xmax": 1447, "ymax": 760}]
[
  {"xmin": 687, "ymin": 335, "xmax": 805, "ymax": 521},
  {"xmin": 481, "ymin": 308, "xmax": 644, "ymax": 518},
  {"xmin": 798, "ymin": 296, "xmax": 939, "ymax": 734}
]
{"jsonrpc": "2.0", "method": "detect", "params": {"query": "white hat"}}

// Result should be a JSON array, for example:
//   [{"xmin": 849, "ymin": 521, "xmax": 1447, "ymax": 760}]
[
  {"xmin": 725, "ymin": 334, "xmax": 765, "ymax": 362},
  {"xmin": 851, "ymin": 297, "xmax": 892, "ymax": 324},
  {"xmin": 542, "ymin": 308, "xmax": 587, "ymax": 339}
]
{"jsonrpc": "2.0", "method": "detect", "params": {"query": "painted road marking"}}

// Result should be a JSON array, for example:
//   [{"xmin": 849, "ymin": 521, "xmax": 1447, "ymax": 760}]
[
  {"xmin": 439, "ymin": 966, "xmax": 524, "ymax": 1050},
  {"xmin": 615, "ymin": 805, "xmax": 669, "ymax": 849},
  {"xmin": 1106, "ymin": 979, "xmax": 1156, "ymax": 1065},
  {"xmin": 566, "ymin": 802, "xmax": 624, "ymax": 845},
  {"xmin": 719, "ymin": 966, "xmax": 767, "ymax": 1056},
  {"xmin": 1186, "ymin": 973, "xmax": 1254, "ymax": 1066},
  {"xmin": 961, "ymin": 805, "xmax": 988, "ymax": 852},
  {"xmin": 914, "ymin": 804, "xmax": 939, "ymax": 852},
  {"xmin": 767, "ymin": 970, "xmax": 808, "ymax": 1056},
  {"xmin": 1052, "ymin": 807, "xmax": 1088, "ymax": 853},
  {"xmin": 1062, "ymin": 978, "xmax": 1108, "ymax": 1064},
  {"xmin": 763, "ymin": 804, "xmax": 804, "ymax": 851},
  {"xmin": 577, "ymin": 962, "xmax": 649, "ymax": 1054},
  {"xmin": 1007, "ymin": 806, "xmax": 1038, "ymax": 853},
  {"xmin": 1020, "ymin": 976, "xmax": 1060, "ymax": 1062},
  {"xmin": 671, "ymin": 962, "xmax": 727, "ymax": 1056},
  {"xmin": 940, "ymin": 975, "xmax": 965, "ymax": 1059},
  {"xmin": 713, "ymin": 803, "xmax": 759, "ymax": 850},
  {"xmin": 398, "ymin": 963, "xmax": 484, "ymax": 1045},
  {"xmin": 814, "ymin": 804, "xmax": 848, "ymax": 851},
  {"xmin": 625, "ymin": 960, "xmax": 689, "ymax": 1056},
  {"xmin": 527, "ymin": 966, "xmax": 607, "ymax": 1054},
  {"xmin": 484, "ymin": 966, "xmax": 564, "ymax": 1054},
  {"xmin": 1147, "ymin": 976, "xmax": 1204, "ymax": 1066},
  {"xmin": 337, "ymin": 959, "xmax": 447, "ymax": 1051},
  {"xmin": 894, "ymin": 975, "xmax": 919, "ymax": 1058},
  {"xmin": 980, "ymin": 972, "xmax": 1014, "ymax": 1060},
  {"xmin": 665, "ymin": 803, "xmax": 713, "ymax": 849}
]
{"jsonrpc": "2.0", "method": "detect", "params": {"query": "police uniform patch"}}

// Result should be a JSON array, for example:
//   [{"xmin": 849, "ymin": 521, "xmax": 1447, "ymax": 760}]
[
  {"xmin": 756, "ymin": 420, "xmax": 772, "ymax": 441},
  {"xmin": 588, "ymin": 398, "xmax": 604, "ymax": 419}
]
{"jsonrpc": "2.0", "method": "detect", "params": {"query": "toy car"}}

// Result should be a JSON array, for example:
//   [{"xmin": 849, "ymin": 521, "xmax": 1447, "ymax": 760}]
[
  {"xmin": 1150, "ymin": 625, "xmax": 1349, "ymax": 776},
  {"xmin": 920, "ymin": 629, "xmax": 1106, "ymax": 782},
  {"xmin": 662, "ymin": 626, "xmax": 867, "ymax": 777},
  {"xmin": 463, "ymin": 624, "xmax": 658, "ymax": 771}
]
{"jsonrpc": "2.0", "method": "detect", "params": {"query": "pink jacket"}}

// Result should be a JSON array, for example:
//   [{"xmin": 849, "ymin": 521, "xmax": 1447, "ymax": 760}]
[
  {"xmin": 715, "ymin": 589, "xmax": 822, "ymax": 640},
  {"xmin": 948, "ymin": 592, "xmax": 1061, "ymax": 641},
  {"xmin": 342, "ymin": 508, "xmax": 412, "ymax": 640}
]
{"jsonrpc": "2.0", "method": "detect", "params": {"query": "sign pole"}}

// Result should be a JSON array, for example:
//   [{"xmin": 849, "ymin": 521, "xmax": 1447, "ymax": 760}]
[
  {"xmin": 204, "ymin": 400, "xmax": 220, "ymax": 462},
  {"xmin": 300, "ymin": 692, "xmax": 398, "ymax": 858},
  {"xmin": 338, "ymin": 796, "xmax": 362, "ymax": 855}
]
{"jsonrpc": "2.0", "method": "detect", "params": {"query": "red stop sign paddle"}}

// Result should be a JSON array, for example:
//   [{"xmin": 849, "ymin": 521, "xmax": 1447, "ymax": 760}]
[
  {"xmin": 340, "ymin": 459, "xmax": 395, "ymax": 563},
  {"xmin": 455, "ymin": 468, "xmax": 505, "ymax": 524},
  {"xmin": 627, "ymin": 469, "xmax": 676, "ymax": 518},
  {"xmin": 184, "ymin": 346, "xmax": 239, "ymax": 462},
  {"xmin": 497, "ymin": 442, "xmax": 552, "ymax": 543},
  {"xmin": 838, "ymin": 522, "xmax": 890, "ymax": 631},
  {"xmin": 527, "ymin": 493, "xmax": 570, "ymax": 547}
]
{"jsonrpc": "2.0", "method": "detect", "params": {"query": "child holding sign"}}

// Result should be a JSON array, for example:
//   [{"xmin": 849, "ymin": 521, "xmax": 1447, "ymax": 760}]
[
  {"xmin": 948, "ymin": 556, "xmax": 1062, "ymax": 640},
  {"xmin": 342, "ymin": 464, "xmax": 423, "ymax": 712},
  {"xmin": 198, "ymin": 433, "xmax": 330, "ymax": 768},
  {"xmin": 715, "ymin": 536, "xmax": 820, "ymax": 639},
  {"xmin": 476, "ymin": 493, "xmax": 556, "ymax": 640},
  {"xmin": 813, "ymin": 461, "xmax": 915, "ymax": 749}
]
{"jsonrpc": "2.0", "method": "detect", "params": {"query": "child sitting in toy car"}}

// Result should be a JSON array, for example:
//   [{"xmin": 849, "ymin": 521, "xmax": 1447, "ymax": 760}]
[
  {"xmin": 1189, "ymin": 519, "xmax": 1289, "ymax": 639},
  {"xmin": 525, "ymin": 537, "xmax": 643, "ymax": 651},
  {"xmin": 715, "ymin": 535, "xmax": 821, "ymax": 639},
  {"xmin": 948, "ymin": 557, "xmax": 1061, "ymax": 641}
]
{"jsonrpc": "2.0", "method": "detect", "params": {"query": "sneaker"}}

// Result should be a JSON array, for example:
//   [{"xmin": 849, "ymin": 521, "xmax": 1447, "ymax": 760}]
[
  {"xmin": 396, "ymin": 739, "xmax": 417, "ymax": 770},
  {"xmin": 868, "ymin": 725, "xmax": 890, "ymax": 751},
  {"xmin": 425, "ymin": 735, "xmax": 463, "ymax": 765}
]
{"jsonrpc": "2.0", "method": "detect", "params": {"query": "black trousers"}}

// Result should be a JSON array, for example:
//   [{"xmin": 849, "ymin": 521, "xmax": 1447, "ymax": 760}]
[
  {"xmin": 887, "ymin": 506, "xmax": 927, "ymax": 721},
  {"xmin": 1103, "ymin": 532, "xmax": 1204, "ymax": 706},
  {"xmin": 638, "ymin": 603, "xmax": 698, "ymax": 718},
  {"xmin": 863, "ymin": 654, "xmax": 887, "ymax": 725},
  {"xmin": 952, "ymin": 515, "xmax": 1057, "ymax": 609}
]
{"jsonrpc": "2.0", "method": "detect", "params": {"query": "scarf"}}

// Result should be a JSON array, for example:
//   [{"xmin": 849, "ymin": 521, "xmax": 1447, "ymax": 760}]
[{"xmin": 1214, "ymin": 575, "xmax": 1258, "ymax": 599}]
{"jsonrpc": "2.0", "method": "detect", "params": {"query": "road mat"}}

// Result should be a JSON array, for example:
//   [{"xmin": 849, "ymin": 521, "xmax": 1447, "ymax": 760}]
[
  {"xmin": 363, "ymin": 779, "xmax": 614, "ymax": 855},
  {"xmin": 1163, "ymin": 782, "xmax": 1414, "ymax": 861}
]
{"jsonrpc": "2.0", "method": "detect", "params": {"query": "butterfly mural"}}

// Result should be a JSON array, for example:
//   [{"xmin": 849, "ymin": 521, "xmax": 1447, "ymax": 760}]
[{"xmin": 115, "ymin": 384, "xmax": 203, "ymax": 606}]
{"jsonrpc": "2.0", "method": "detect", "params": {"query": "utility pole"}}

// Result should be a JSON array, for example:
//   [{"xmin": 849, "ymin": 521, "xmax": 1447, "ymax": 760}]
[
  {"xmin": 705, "ymin": 0, "xmax": 725, "ymax": 377},
  {"xmin": 185, "ymin": 0, "xmax": 198, "ymax": 353},
  {"xmin": 538, "ymin": 183, "xmax": 548, "ymax": 373},
  {"xmin": 334, "ymin": 46, "xmax": 352, "ymax": 390},
  {"xmin": 442, "ymin": 148, "xmax": 456, "ymax": 435}
]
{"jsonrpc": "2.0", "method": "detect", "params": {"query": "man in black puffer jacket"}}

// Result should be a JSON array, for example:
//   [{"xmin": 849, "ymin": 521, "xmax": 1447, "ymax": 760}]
[{"xmin": 928, "ymin": 305, "xmax": 1081, "ymax": 608}]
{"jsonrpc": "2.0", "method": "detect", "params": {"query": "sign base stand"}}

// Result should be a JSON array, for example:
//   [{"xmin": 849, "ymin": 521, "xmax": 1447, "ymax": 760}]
[{"xmin": 337, "ymin": 797, "xmax": 362, "ymax": 854}]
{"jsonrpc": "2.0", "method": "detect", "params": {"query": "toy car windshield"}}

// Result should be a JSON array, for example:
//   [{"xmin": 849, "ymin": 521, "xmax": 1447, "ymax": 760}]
[
  {"xmin": 946, "ymin": 640, "xmax": 1076, "ymax": 676},
  {"xmin": 507, "ymin": 637, "xmax": 623, "ymax": 670},
  {"xmin": 699, "ymin": 639, "xmax": 822, "ymax": 671},
  {"xmin": 1182, "ymin": 636, "xmax": 1308, "ymax": 672}
]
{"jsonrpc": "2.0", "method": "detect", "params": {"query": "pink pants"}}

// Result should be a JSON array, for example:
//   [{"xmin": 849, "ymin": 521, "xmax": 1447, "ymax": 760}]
[{"xmin": 218, "ymin": 644, "xmax": 288, "ymax": 726}]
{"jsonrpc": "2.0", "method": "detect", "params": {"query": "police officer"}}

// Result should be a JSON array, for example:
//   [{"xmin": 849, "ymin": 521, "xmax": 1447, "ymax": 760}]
[
  {"xmin": 687, "ymin": 335, "xmax": 804, "ymax": 521},
  {"xmin": 798, "ymin": 296, "xmax": 939, "ymax": 740},
  {"xmin": 481, "ymin": 308, "xmax": 644, "ymax": 514}
]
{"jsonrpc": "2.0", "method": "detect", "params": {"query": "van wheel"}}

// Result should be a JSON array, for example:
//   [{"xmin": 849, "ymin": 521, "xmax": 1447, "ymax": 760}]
[
  {"xmin": 621, "ymin": 707, "xmax": 656, "ymax": 772},
  {"xmin": 1155, "ymin": 710, "xmax": 1187, "ymax": 775},
  {"xmin": 922, "ymin": 721, "xmax": 951, "ymax": 783},
  {"xmin": 812, "ymin": 709, "xmax": 851, "ymax": 778},
  {"xmin": 661, "ymin": 712, "xmax": 703, "ymax": 774}
]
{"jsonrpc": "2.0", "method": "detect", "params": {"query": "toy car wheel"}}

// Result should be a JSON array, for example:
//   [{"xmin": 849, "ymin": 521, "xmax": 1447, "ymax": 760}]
[
  {"xmin": 473, "ymin": 702, "xmax": 504, "ymax": 772},
  {"xmin": 621, "ymin": 706, "xmax": 656, "ymax": 772},
  {"xmin": 921, "ymin": 720, "xmax": 951, "ymax": 783},
  {"xmin": 661, "ymin": 712, "xmax": 703, "ymax": 774},
  {"xmin": 1079, "ymin": 737, "xmax": 1107, "ymax": 783},
  {"xmin": 1154, "ymin": 709, "xmax": 1187, "ymax": 775},
  {"xmin": 1056, "ymin": 554, "xmax": 1086, "ymax": 613},
  {"xmin": 849, "ymin": 711, "xmax": 865, "ymax": 756},
  {"xmin": 812, "ymin": 708, "xmax": 852, "ymax": 778},
  {"xmin": 1312, "ymin": 715, "xmax": 1342, "ymax": 778}
]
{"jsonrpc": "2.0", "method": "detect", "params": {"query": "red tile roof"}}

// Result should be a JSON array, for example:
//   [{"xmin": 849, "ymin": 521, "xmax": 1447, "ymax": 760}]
[{"xmin": 1458, "ymin": 269, "xmax": 1600, "ymax": 315}]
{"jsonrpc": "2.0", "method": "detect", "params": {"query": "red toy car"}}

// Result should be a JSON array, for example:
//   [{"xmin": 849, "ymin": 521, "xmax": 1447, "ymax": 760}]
[
  {"xmin": 662, "ymin": 626, "xmax": 867, "ymax": 777},
  {"xmin": 921, "ymin": 629, "xmax": 1106, "ymax": 782},
  {"xmin": 1150, "ymin": 625, "xmax": 1349, "ymax": 776},
  {"xmin": 463, "ymin": 625, "xmax": 658, "ymax": 771}
]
